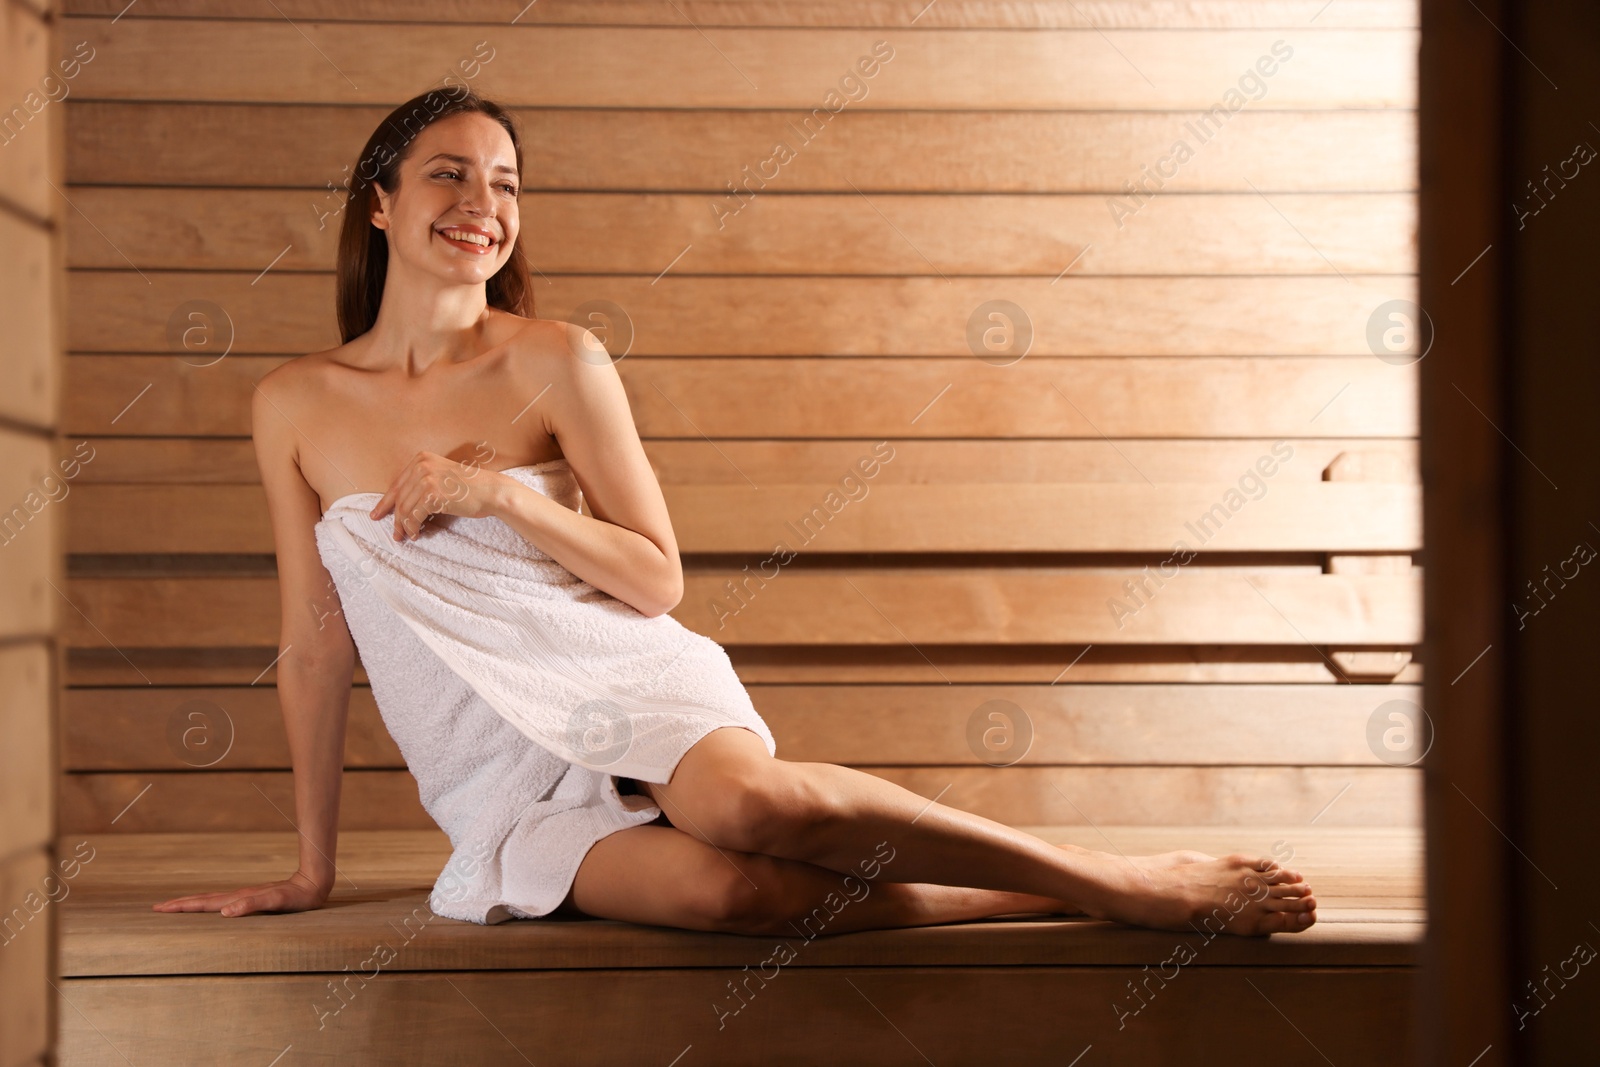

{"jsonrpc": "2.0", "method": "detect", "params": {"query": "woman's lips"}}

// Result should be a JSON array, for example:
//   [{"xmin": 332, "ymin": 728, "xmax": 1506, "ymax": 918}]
[{"xmin": 436, "ymin": 228, "xmax": 498, "ymax": 255}]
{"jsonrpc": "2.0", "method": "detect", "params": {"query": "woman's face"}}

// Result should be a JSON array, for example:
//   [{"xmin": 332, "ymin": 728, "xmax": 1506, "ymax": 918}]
[{"xmin": 370, "ymin": 111, "xmax": 521, "ymax": 285}]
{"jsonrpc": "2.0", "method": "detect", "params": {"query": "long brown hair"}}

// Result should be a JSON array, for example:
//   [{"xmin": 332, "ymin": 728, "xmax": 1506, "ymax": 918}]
[{"xmin": 335, "ymin": 88, "xmax": 535, "ymax": 344}]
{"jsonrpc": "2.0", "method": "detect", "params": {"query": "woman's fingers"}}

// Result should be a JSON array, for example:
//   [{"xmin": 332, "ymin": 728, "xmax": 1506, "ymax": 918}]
[
  {"xmin": 220, "ymin": 891, "xmax": 272, "ymax": 917},
  {"xmin": 152, "ymin": 883, "xmax": 303, "ymax": 915}
]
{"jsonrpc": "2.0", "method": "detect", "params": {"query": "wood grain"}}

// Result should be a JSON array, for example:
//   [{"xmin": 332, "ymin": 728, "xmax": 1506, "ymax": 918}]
[
  {"xmin": 60, "ymin": 682, "xmax": 1424, "ymax": 770},
  {"xmin": 59, "ymin": 764, "xmax": 1418, "ymax": 831},
  {"xmin": 56, "ymin": 570, "xmax": 1421, "ymax": 648},
  {"xmin": 63, "ymin": 274, "xmax": 1421, "ymax": 357},
  {"xmin": 0, "ymin": 210, "xmax": 57, "ymax": 428},
  {"xmin": 0, "ymin": 1, "xmax": 53, "ymax": 222},
  {"xmin": 64, "ymin": 188, "xmax": 1418, "ymax": 275},
  {"xmin": 56, "ymin": 966, "xmax": 1418, "ymax": 1064},
  {"xmin": 60, "ymin": 0, "xmax": 1420, "ymax": 29},
  {"xmin": 65, "ymin": 436, "xmax": 1419, "ymax": 486},
  {"xmin": 64, "ymin": 355, "xmax": 1417, "ymax": 438},
  {"xmin": 66, "ymin": 103, "xmax": 1417, "ymax": 192},
  {"xmin": 0, "ymin": 643, "xmax": 54, "ymax": 857},
  {"xmin": 66, "ymin": 21, "xmax": 1416, "ymax": 108},
  {"xmin": 65, "ymin": 481, "xmax": 1422, "ymax": 553},
  {"xmin": 0, "ymin": 429, "xmax": 60, "ymax": 639}
]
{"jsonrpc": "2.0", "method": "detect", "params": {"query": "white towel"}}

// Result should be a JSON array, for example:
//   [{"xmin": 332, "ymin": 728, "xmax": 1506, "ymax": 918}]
[{"xmin": 311, "ymin": 459, "xmax": 777, "ymax": 923}]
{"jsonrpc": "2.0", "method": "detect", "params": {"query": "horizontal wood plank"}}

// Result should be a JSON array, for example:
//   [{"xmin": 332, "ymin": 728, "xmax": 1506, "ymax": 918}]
[
  {"xmin": 60, "ymin": 765, "xmax": 1417, "ymax": 832},
  {"xmin": 65, "ymin": 642, "xmax": 1423, "ymax": 687},
  {"xmin": 60, "ymin": 0, "xmax": 1420, "ymax": 29},
  {"xmin": 60, "ymin": 770, "xmax": 431, "ymax": 834},
  {"xmin": 65, "ymin": 274, "xmax": 1421, "ymax": 357},
  {"xmin": 67, "ymin": 103, "xmax": 1417, "ymax": 192},
  {"xmin": 62, "ymin": 685, "xmax": 401, "ymax": 771},
  {"xmin": 65, "ymin": 436, "xmax": 1420, "ymax": 486},
  {"xmin": 65, "ymin": 356, "xmax": 1418, "ymax": 438},
  {"xmin": 65, "ymin": 188, "xmax": 1417, "ymax": 275},
  {"xmin": 67, "ymin": 22, "xmax": 1416, "ymax": 108},
  {"xmin": 59, "ymin": 570, "xmax": 1422, "ymax": 648},
  {"xmin": 66, "ymin": 481, "xmax": 1422, "ymax": 553},
  {"xmin": 61, "ymin": 683, "xmax": 1425, "ymax": 771},
  {"xmin": 61, "ymin": 826, "xmax": 1423, "ymax": 906},
  {"xmin": 56, "ymin": 966, "xmax": 1417, "ymax": 1064},
  {"xmin": 691, "ymin": 569, "xmax": 1422, "ymax": 645}
]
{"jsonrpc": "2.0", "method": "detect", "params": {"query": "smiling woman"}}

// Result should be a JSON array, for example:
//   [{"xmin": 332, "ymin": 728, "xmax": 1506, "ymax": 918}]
[
  {"xmin": 151, "ymin": 88, "xmax": 1318, "ymax": 951},
  {"xmin": 334, "ymin": 89, "xmax": 536, "ymax": 345}
]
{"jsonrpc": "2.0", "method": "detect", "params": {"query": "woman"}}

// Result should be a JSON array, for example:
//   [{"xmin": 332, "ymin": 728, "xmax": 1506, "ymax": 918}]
[{"xmin": 155, "ymin": 90, "xmax": 1317, "ymax": 937}]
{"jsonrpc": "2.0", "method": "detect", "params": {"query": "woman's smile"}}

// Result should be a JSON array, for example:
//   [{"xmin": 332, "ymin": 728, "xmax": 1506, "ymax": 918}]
[{"xmin": 435, "ymin": 223, "xmax": 500, "ymax": 254}]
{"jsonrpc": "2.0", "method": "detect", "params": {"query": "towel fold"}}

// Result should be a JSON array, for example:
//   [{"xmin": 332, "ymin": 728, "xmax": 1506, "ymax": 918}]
[{"xmin": 311, "ymin": 459, "xmax": 776, "ymax": 922}]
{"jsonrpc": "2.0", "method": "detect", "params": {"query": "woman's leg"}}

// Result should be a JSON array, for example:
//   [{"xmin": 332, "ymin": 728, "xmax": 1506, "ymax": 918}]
[
  {"xmin": 637, "ymin": 727, "xmax": 1317, "ymax": 936},
  {"xmin": 558, "ymin": 822, "xmax": 1084, "ymax": 935}
]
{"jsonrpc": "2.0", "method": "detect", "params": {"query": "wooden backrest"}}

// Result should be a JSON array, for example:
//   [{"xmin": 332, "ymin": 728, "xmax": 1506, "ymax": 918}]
[{"xmin": 57, "ymin": 1, "xmax": 1423, "ymax": 834}]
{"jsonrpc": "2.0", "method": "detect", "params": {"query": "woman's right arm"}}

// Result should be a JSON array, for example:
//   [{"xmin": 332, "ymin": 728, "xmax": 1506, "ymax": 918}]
[{"xmin": 153, "ymin": 366, "xmax": 357, "ymax": 917}]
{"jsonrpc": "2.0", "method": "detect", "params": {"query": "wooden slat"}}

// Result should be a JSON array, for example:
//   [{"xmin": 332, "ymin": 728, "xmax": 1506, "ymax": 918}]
[
  {"xmin": 59, "ymin": 0, "xmax": 1421, "ymax": 29},
  {"xmin": 64, "ymin": 188, "xmax": 1418, "ymax": 275},
  {"xmin": 59, "ymin": 569, "xmax": 1422, "ymax": 648},
  {"xmin": 688, "ymin": 569, "xmax": 1422, "ymax": 645},
  {"xmin": 65, "ymin": 436, "xmax": 1421, "ymax": 486},
  {"xmin": 67, "ymin": 22, "xmax": 1417, "ymax": 108},
  {"xmin": 66, "ymin": 642, "xmax": 1421, "ymax": 687},
  {"xmin": 60, "ymin": 770, "xmax": 430, "ymax": 833},
  {"xmin": 65, "ymin": 356, "xmax": 1417, "ymax": 438},
  {"xmin": 0, "ymin": 430, "xmax": 60, "ymax": 639},
  {"xmin": 0, "ymin": 849, "xmax": 51, "ymax": 1067},
  {"xmin": 61, "ymin": 683, "xmax": 1423, "ymax": 771},
  {"xmin": 65, "ymin": 274, "xmax": 1420, "ymax": 356},
  {"xmin": 62, "ymin": 685, "xmax": 401, "ymax": 771},
  {"xmin": 752, "ymin": 683, "xmax": 1423, "ymax": 765},
  {"xmin": 60, "ymin": 765, "xmax": 1418, "ymax": 831},
  {"xmin": 629, "ymin": 358, "xmax": 1415, "ymax": 437},
  {"xmin": 0, "ymin": 209, "xmax": 57, "ymax": 429},
  {"xmin": 57, "ymin": 967, "xmax": 1416, "ymax": 1064},
  {"xmin": 56, "ymin": 827, "xmax": 1422, "ymax": 973},
  {"xmin": 66, "ymin": 480, "xmax": 1422, "ymax": 553},
  {"xmin": 61, "ymin": 826, "xmax": 1423, "ymax": 905},
  {"xmin": 0, "ymin": 644, "xmax": 54, "ymax": 858},
  {"xmin": 67, "ymin": 103, "xmax": 1418, "ymax": 192},
  {"xmin": 0, "ymin": 1, "xmax": 53, "ymax": 222}
]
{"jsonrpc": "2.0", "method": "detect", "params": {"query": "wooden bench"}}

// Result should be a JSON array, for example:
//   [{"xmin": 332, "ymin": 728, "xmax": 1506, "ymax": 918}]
[{"xmin": 56, "ymin": 827, "xmax": 1422, "ymax": 1065}]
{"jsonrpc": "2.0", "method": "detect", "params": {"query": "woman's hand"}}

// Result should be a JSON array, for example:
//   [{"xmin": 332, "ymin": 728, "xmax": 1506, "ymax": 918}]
[
  {"xmin": 152, "ymin": 869, "xmax": 331, "ymax": 917},
  {"xmin": 369, "ymin": 450, "xmax": 517, "ymax": 542}
]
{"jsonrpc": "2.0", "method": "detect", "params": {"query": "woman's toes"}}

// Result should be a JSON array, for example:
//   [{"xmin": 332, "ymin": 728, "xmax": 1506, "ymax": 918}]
[
  {"xmin": 1258, "ymin": 909, "xmax": 1317, "ymax": 933},
  {"xmin": 1266, "ymin": 883, "xmax": 1314, "ymax": 900},
  {"xmin": 1265, "ymin": 893, "xmax": 1316, "ymax": 913}
]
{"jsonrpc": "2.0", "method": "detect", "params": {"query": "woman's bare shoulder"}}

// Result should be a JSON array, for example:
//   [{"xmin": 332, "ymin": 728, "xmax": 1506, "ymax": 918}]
[
  {"xmin": 256, "ymin": 340, "xmax": 362, "ymax": 404},
  {"xmin": 498, "ymin": 313, "xmax": 603, "ymax": 376}
]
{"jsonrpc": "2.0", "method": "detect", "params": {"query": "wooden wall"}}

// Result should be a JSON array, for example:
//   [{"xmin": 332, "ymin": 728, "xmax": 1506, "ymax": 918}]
[
  {"xmin": 56, "ymin": 1, "xmax": 1423, "ymax": 839},
  {"xmin": 2, "ymin": 0, "xmax": 64, "ymax": 1062}
]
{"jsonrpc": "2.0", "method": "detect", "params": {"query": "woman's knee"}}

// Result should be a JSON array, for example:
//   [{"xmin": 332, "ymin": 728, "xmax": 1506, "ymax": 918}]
[
  {"xmin": 697, "ymin": 762, "xmax": 841, "ymax": 856},
  {"xmin": 697, "ymin": 855, "xmax": 814, "ymax": 935}
]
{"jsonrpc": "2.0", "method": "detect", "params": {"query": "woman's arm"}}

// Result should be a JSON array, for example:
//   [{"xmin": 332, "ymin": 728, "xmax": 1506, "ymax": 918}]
[
  {"xmin": 373, "ymin": 324, "xmax": 685, "ymax": 617},
  {"xmin": 156, "ymin": 367, "xmax": 356, "ymax": 916}
]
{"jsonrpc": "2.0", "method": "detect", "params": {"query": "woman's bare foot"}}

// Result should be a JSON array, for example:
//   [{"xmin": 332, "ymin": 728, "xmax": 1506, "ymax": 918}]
[
  {"xmin": 1122, "ymin": 848, "xmax": 1216, "ymax": 870},
  {"xmin": 1081, "ymin": 852, "xmax": 1318, "ymax": 936}
]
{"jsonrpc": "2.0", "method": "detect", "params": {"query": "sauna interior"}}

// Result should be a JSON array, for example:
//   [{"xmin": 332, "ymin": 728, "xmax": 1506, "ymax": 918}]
[{"xmin": 6, "ymin": 0, "xmax": 1592, "ymax": 1063}]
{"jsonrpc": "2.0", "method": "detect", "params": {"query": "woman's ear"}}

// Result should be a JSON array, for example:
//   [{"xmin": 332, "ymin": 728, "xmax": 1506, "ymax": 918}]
[{"xmin": 370, "ymin": 186, "xmax": 391, "ymax": 231}]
